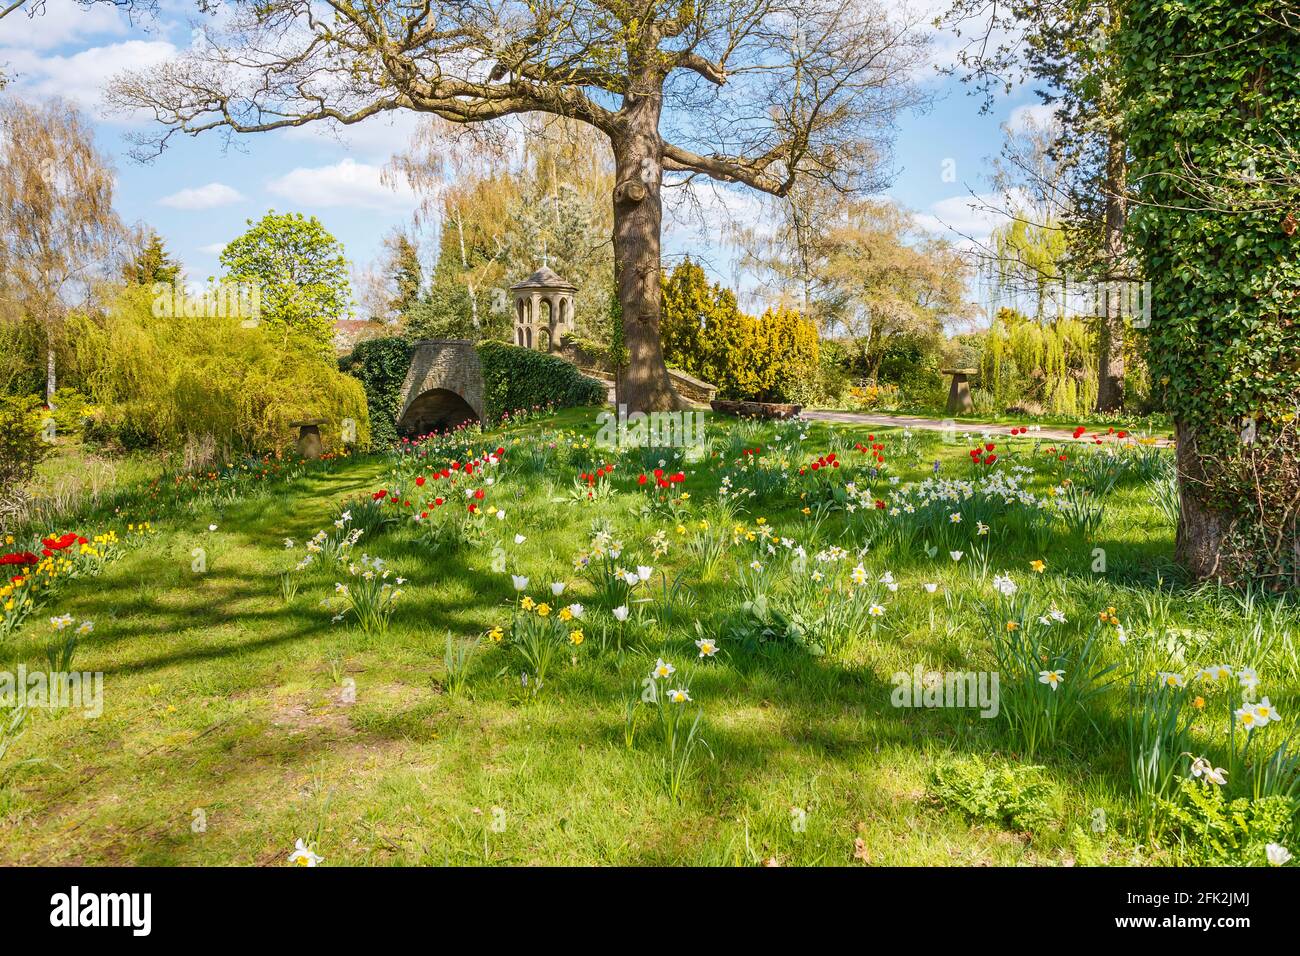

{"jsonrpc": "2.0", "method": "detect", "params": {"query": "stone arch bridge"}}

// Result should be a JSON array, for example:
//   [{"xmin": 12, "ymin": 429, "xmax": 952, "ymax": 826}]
[
  {"xmin": 394, "ymin": 338, "xmax": 714, "ymax": 438},
  {"xmin": 395, "ymin": 340, "xmax": 485, "ymax": 438}
]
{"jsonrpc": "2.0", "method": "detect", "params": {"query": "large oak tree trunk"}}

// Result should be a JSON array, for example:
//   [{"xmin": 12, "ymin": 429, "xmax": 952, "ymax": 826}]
[
  {"xmin": 1094, "ymin": 128, "xmax": 1127, "ymax": 413},
  {"xmin": 1173, "ymin": 419, "xmax": 1233, "ymax": 581},
  {"xmin": 610, "ymin": 92, "xmax": 680, "ymax": 413}
]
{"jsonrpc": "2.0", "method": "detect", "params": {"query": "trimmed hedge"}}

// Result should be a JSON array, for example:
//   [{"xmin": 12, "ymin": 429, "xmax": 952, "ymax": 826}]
[
  {"xmin": 341, "ymin": 336, "xmax": 606, "ymax": 447},
  {"xmin": 338, "ymin": 336, "xmax": 416, "ymax": 449},
  {"xmin": 477, "ymin": 341, "xmax": 607, "ymax": 421}
]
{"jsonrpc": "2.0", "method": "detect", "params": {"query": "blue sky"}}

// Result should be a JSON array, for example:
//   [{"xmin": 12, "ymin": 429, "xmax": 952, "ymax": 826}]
[{"xmin": 1, "ymin": 0, "xmax": 1046, "ymax": 320}]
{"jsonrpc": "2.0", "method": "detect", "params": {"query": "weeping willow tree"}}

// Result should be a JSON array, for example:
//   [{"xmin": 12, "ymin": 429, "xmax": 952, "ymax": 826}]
[
  {"xmin": 69, "ymin": 287, "xmax": 370, "ymax": 453},
  {"xmin": 980, "ymin": 307, "xmax": 1096, "ymax": 416},
  {"xmin": 984, "ymin": 214, "xmax": 1068, "ymax": 324}
]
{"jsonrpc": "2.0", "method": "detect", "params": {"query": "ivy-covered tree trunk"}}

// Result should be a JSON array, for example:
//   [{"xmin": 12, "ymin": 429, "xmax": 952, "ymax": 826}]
[
  {"xmin": 1123, "ymin": 0, "xmax": 1300, "ymax": 585},
  {"xmin": 610, "ymin": 88, "xmax": 680, "ymax": 413}
]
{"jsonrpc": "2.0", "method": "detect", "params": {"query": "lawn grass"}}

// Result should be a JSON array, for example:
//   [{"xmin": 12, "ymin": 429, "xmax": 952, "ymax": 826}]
[{"xmin": 0, "ymin": 408, "xmax": 1294, "ymax": 866}]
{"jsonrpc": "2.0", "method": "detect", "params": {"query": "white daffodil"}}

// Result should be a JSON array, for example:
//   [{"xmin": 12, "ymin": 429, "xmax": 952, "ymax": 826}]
[
  {"xmin": 1254, "ymin": 697, "xmax": 1281, "ymax": 725},
  {"xmin": 868, "ymin": 604, "xmax": 885, "ymax": 617},
  {"xmin": 1189, "ymin": 756, "xmax": 1227, "ymax": 785},
  {"xmin": 1238, "ymin": 667, "xmax": 1260, "ymax": 691},
  {"xmin": 1038, "ymin": 608, "xmax": 1067, "ymax": 626},
  {"xmin": 851, "ymin": 564, "xmax": 868, "ymax": 585},
  {"xmin": 288, "ymin": 839, "xmax": 323, "ymax": 867},
  {"xmin": 948, "ymin": 512, "xmax": 962, "ymax": 524},
  {"xmin": 50, "ymin": 614, "xmax": 73, "ymax": 630},
  {"xmin": 666, "ymin": 688, "xmax": 692, "ymax": 703},
  {"xmin": 992, "ymin": 573, "xmax": 1017, "ymax": 597},
  {"xmin": 695, "ymin": 638, "xmax": 719, "ymax": 658},
  {"xmin": 1235, "ymin": 705, "xmax": 1261, "ymax": 731},
  {"xmin": 1199, "ymin": 664, "xmax": 1233, "ymax": 682},
  {"xmin": 1038, "ymin": 670, "xmax": 1065, "ymax": 691},
  {"xmin": 1158, "ymin": 672, "xmax": 1186, "ymax": 689},
  {"xmin": 76, "ymin": 620, "xmax": 94, "ymax": 635},
  {"xmin": 208, "ymin": 524, "xmax": 218, "ymax": 532},
  {"xmin": 652, "ymin": 658, "xmax": 676, "ymax": 679},
  {"xmin": 284, "ymin": 538, "xmax": 295, "ymax": 549}
]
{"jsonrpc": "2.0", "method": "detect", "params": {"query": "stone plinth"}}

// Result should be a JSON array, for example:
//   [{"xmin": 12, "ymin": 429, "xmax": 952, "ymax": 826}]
[
  {"xmin": 289, "ymin": 418, "xmax": 326, "ymax": 459},
  {"xmin": 942, "ymin": 369, "xmax": 977, "ymax": 416}
]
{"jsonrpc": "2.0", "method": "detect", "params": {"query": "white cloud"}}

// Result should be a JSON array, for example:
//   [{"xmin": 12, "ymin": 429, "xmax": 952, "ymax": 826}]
[
  {"xmin": 199, "ymin": 242, "xmax": 227, "ymax": 256},
  {"xmin": 280, "ymin": 112, "xmax": 425, "ymax": 162},
  {"xmin": 663, "ymin": 177, "xmax": 772, "ymax": 241},
  {"xmin": 0, "ymin": 39, "xmax": 177, "ymax": 119},
  {"xmin": 266, "ymin": 158, "xmax": 416, "ymax": 211},
  {"xmin": 1006, "ymin": 103, "xmax": 1059, "ymax": 133},
  {"xmin": 915, "ymin": 189, "xmax": 1033, "ymax": 247},
  {"xmin": 159, "ymin": 182, "xmax": 245, "ymax": 210},
  {"xmin": 0, "ymin": 0, "xmax": 130, "ymax": 51}
]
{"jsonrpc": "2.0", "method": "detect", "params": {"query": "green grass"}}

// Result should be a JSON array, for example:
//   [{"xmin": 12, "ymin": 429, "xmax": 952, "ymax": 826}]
[{"xmin": 0, "ymin": 408, "xmax": 1293, "ymax": 866}]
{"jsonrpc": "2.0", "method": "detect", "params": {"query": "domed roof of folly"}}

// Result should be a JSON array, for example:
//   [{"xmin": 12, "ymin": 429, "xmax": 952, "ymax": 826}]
[{"xmin": 510, "ymin": 265, "xmax": 577, "ymax": 291}]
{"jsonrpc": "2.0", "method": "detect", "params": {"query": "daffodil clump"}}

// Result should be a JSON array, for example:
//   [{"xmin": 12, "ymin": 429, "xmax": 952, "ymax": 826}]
[
  {"xmin": 319, "ymin": 554, "xmax": 406, "ymax": 637},
  {"xmin": 497, "ymin": 576, "xmax": 590, "ymax": 689}
]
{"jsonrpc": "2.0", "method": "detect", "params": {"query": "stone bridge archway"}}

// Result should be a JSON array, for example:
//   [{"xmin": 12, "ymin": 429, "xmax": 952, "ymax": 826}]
[{"xmin": 396, "ymin": 339, "xmax": 486, "ymax": 438}]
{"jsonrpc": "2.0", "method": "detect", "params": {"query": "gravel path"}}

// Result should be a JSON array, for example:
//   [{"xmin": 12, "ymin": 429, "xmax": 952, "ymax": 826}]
[{"xmin": 799, "ymin": 409, "xmax": 1174, "ymax": 447}]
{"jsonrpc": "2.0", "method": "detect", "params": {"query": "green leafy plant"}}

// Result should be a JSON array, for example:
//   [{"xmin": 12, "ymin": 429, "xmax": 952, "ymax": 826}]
[
  {"xmin": 929, "ymin": 755, "xmax": 1056, "ymax": 833},
  {"xmin": 0, "ymin": 395, "xmax": 51, "ymax": 495},
  {"xmin": 1159, "ymin": 778, "xmax": 1295, "ymax": 866}
]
